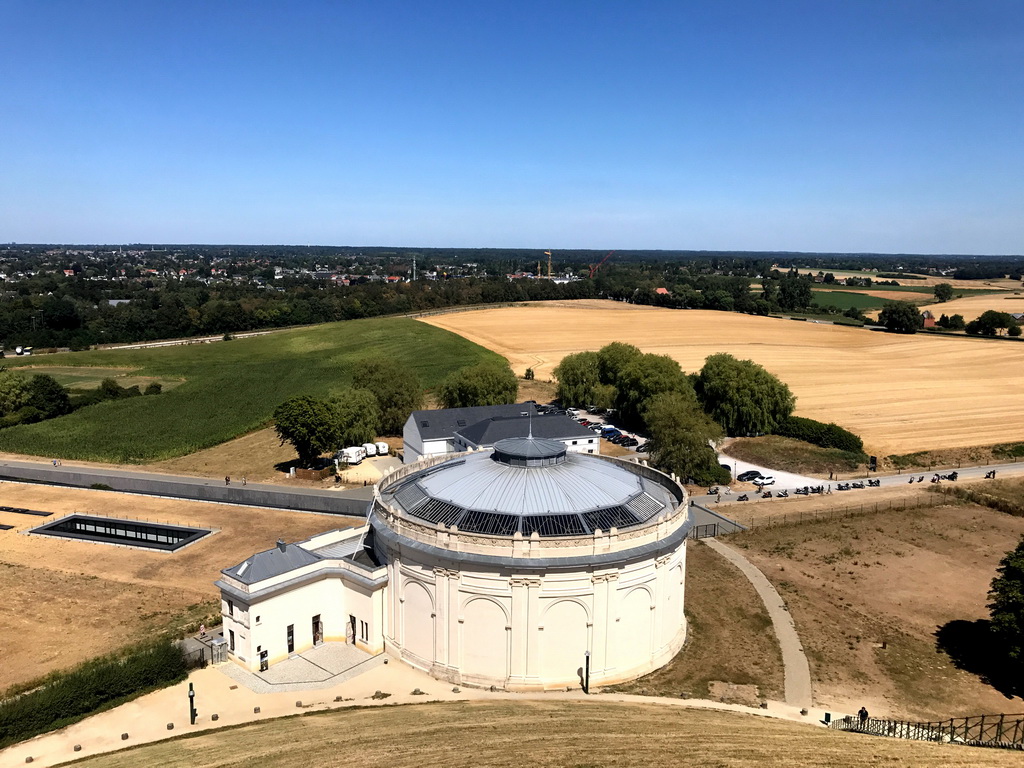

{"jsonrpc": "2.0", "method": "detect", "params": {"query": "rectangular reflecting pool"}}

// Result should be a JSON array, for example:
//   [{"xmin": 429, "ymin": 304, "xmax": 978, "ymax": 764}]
[{"xmin": 31, "ymin": 514, "xmax": 212, "ymax": 551}]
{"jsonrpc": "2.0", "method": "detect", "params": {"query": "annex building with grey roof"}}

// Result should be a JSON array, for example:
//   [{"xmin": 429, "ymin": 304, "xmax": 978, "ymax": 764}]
[{"xmin": 402, "ymin": 403, "xmax": 598, "ymax": 463}]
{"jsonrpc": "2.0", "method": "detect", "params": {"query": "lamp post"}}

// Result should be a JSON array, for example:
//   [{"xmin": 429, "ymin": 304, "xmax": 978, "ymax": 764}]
[
  {"xmin": 188, "ymin": 682, "xmax": 197, "ymax": 725},
  {"xmin": 584, "ymin": 651, "xmax": 591, "ymax": 694}
]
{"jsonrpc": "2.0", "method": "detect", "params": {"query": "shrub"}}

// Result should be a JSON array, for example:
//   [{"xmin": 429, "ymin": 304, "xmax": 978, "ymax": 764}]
[
  {"xmin": 773, "ymin": 415, "xmax": 864, "ymax": 453},
  {"xmin": 0, "ymin": 639, "xmax": 190, "ymax": 749},
  {"xmin": 993, "ymin": 442, "xmax": 1024, "ymax": 459},
  {"xmin": 144, "ymin": 382, "xmax": 163, "ymax": 395}
]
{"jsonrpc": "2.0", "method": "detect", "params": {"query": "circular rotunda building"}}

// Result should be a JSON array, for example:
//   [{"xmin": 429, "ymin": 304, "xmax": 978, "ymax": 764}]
[{"xmin": 370, "ymin": 436, "xmax": 691, "ymax": 691}]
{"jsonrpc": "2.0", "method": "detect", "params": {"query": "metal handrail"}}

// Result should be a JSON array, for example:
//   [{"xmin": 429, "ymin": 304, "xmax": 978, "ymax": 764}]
[{"xmin": 830, "ymin": 712, "xmax": 1024, "ymax": 750}]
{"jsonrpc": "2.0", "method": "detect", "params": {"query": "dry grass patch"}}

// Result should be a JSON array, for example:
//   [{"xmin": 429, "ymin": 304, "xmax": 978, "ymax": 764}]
[
  {"xmin": 609, "ymin": 540, "xmax": 784, "ymax": 702},
  {"xmin": 422, "ymin": 300, "xmax": 1024, "ymax": 455},
  {"xmin": 62, "ymin": 699, "xmax": 1024, "ymax": 768},
  {"xmin": 731, "ymin": 501, "xmax": 1024, "ymax": 719},
  {"xmin": 0, "ymin": 483, "xmax": 355, "ymax": 690},
  {"xmin": 727, "ymin": 436, "xmax": 865, "ymax": 477}
]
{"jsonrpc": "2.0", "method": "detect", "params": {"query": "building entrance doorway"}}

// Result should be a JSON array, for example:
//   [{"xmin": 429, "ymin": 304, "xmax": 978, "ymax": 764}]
[
  {"xmin": 347, "ymin": 614, "xmax": 356, "ymax": 644},
  {"xmin": 312, "ymin": 614, "xmax": 324, "ymax": 646},
  {"xmin": 286, "ymin": 624, "xmax": 295, "ymax": 654},
  {"xmin": 259, "ymin": 649, "xmax": 269, "ymax": 672}
]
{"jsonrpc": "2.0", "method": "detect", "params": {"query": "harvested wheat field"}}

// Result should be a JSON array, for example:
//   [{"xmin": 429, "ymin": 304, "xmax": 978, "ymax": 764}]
[
  {"xmin": 920, "ymin": 292, "xmax": 1024, "ymax": 322},
  {"xmin": 0, "ymin": 482, "xmax": 355, "ymax": 691},
  {"xmin": 422, "ymin": 300, "xmax": 1024, "ymax": 455},
  {"xmin": 62, "ymin": 700, "xmax": 1021, "ymax": 768}
]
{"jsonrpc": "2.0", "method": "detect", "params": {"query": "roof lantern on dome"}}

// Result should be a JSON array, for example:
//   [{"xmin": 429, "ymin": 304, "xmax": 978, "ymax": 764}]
[{"xmin": 491, "ymin": 436, "xmax": 567, "ymax": 467}]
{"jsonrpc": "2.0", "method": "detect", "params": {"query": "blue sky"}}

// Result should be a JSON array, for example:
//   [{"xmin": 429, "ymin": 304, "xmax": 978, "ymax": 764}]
[{"xmin": 2, "ymin": 1, "xmax": 1022, "ymax": 253}]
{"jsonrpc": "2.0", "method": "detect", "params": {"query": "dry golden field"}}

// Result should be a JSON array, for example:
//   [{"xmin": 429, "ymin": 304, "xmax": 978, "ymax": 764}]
[
  {"xmin": 0, "ymin": 483, "xmax": 354, "ymax": 690},
  {"xmin": 924, "ymin": 291, "xmax": 1024, "ymax": 322},
  {"xmin": 422, "ymin": 300, "xmax": 1024, "ymax": 455},
  {"xmin": 64, "ymin": 700, "xmax": 1023, "ymax": 768}
]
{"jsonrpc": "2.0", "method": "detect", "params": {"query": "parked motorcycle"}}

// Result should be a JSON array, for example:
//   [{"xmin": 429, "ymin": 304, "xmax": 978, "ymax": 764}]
[{"xmin": 737, "ymin": 494, "xmax": 749, "ymax": 501}]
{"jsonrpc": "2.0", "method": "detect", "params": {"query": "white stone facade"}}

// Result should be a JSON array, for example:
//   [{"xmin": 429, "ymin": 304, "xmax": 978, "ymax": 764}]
[
  {"xmin": 218, "ymin": 445, "xmax": 690, "ymax": 691},
  {"xmin": 381, "ymin": 540, "xmax": 685, "ymax": 690}
]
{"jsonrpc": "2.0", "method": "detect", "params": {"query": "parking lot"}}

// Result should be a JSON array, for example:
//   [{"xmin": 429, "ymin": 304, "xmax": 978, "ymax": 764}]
[{"xmin": 535, "ymin": 403, "xmax": 649, "ymax": 456}]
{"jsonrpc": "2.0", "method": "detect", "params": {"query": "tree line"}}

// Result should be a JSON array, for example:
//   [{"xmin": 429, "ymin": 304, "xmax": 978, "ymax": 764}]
[{"xmin": 273, "ymin": 358, "xmax": 519, "ymax": 466}]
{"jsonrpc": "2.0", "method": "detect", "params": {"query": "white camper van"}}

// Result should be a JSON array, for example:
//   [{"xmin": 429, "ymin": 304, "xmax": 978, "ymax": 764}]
[
  {"xmin": 361, "ymin": 442, "xmax": 378, "ymax": 457},
  {"xmin": 338, "ymin": 446, "xmax": 366, "ymax": 465},
  {"xmin": 375, "ymin": 441, "xmax": 389, "ymax": 456}
]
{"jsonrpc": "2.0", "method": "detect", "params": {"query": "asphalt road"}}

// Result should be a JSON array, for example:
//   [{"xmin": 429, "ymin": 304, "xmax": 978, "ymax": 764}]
[{"xmin": 690, "ymin": 454, "xmax": 1024, "ymax": 508}]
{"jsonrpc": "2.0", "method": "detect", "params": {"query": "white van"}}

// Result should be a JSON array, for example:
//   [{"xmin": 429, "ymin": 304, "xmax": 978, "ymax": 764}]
[
  {"xmin": 375, "ymin": 441, "xmax": 390, "ymax": 456},
  {"xmin": 362, "ymin": 442, "xmax": 378, "ymax": 457}
]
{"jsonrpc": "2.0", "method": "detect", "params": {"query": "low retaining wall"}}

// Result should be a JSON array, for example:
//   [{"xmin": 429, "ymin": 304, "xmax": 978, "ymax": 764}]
[{"xmin": 0, "ymin": 465, "xmax": 370, "ymax": 517}]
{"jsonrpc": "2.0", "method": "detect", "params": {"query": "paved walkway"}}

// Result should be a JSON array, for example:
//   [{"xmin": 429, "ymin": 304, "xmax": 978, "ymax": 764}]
[
  {"xmin": 220, "ymin": 643, "xmax": 388, "ymax": 693},
  {"xmin": 703, "ymin": 538, "xmax": 813, "ymax": 710}
]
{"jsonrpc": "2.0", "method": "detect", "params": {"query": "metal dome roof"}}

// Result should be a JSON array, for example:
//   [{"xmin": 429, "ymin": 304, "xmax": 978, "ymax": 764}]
[{"xmin": 382, "ymin": 447, "xmax": 680, "ymax": 538}]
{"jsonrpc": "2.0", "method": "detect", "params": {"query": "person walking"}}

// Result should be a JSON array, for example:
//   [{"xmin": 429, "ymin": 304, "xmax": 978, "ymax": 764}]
[
  {"xmin": 225, "ymin": 476, "xmax": 230, "ymax": 485},
  {"xmin": 858, "ymin": 706, "xmax": 869, "ymax": 727}
]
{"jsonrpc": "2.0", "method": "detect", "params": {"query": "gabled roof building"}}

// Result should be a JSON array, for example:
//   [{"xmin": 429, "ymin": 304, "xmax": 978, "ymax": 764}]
[{"xmin": 403, "ymin": 404, "xmax": 598, "ymax": 463}]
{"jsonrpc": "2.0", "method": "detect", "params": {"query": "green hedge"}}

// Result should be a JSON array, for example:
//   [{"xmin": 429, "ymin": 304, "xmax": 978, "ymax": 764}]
[
  {"xmin": 0, "ymin": 639, "xmax": 190, "ymax": 749},
  {"xmin": 773, "ymin": 416, "xmax": 864, "ymax": 453}
]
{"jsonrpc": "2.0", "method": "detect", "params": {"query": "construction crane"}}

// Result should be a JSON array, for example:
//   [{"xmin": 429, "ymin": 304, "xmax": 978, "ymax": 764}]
[{"xmin": 588, "ymin": 251, "xmax": 615, "ymax": 279}]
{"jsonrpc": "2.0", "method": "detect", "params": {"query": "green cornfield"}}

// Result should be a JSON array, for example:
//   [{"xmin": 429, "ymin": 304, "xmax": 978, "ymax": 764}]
[{"xmin": 0, "ymin": 317, "xmax": 503, "ymax": 463}]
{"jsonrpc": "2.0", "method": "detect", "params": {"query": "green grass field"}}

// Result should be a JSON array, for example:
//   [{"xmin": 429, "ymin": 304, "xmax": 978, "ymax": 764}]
[{"xmin": 0, "ymin": 318, "xmax": 502, "ymax": 463}]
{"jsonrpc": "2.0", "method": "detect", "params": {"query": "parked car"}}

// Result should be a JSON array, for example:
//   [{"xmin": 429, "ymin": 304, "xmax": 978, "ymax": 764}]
[
  {"xmin": 737, "ymin": 470, "xmax": 763, "ymax": 482},
  {"xmin": 636, "ymin": 442, "xmax": 650, "ymax": 453},
  {"xmin": 754, "ymin": 476, "xmax": 775, "ymax": 486},
  {"xmin": 621, "ymin": 437, "xmax": 639, "ymax": 447}
]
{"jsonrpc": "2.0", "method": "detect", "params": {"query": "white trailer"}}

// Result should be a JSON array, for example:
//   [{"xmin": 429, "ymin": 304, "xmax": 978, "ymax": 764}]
[
  {"xmin": 338, "ymin": 446, "xmax": 366, "ymax": 465},
  {"xmin": 375, "ymin": 441, "xmax": 390, "ymax": 456},
  {"xmin": 362, "ymin": 442, "xmax": 378, "ymax": 457}
]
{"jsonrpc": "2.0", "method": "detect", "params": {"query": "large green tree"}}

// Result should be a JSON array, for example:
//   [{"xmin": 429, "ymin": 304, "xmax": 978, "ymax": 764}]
[
  {"xmin": 352, "ymin": 357, "xmax": 424, "ymax": 435},
  {"xmin": 878, "ymin": 301, "xmax": 922, "ymax": 334},
  {"xmin": 615, "ymin": 353, "xmax": 692, "ymax": 429},
  {"xmin": 597, "ymin": 342, "xmax": 643, "ymax": 387},
  {"xmin": 697, "ymin": 353, "xmax": 795, "ymax": 437},
  {"xmin": 643, "ymin": 391, "xmax": 729, "ymax": 485},
  {"xmin": 438, "ymin": 361, "xmax": 518, "ymax": 409},
  {"xmin": 26, "ymin": 374, "xmax": 72, "ymax": 419},
  {"xmin": 966, "ymin": 310, "xmax": 1018, "ymax": 337},
  {"xmin": 273, "ymin": 395, "xmax": 342, "ymax": 466},
  {"xmin": 989, "ymin": 536, "xmax": 1024, "ymax": 668},
  {"xmin": 933, "ymin": 282, "xmax": 955, "ymax": 302},
  {"xmin": 0, "ymin": 370, "xmax": 31, "ymax": 416},
  {"xmin": 553, "ymin": 351, "xmax": 600, "ymax": 407},
  {"xmin": 331, "ymin": 388, "xmax": 382, "ymax": 447}
]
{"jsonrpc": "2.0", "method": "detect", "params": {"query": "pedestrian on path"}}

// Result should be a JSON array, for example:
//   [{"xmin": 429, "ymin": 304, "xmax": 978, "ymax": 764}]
[
  {"xmin": 225, "ymin": 476, "xmax": 230, "ymax": 485},
  {"xmin": 858, "ymin": 706, "xmax": 869, "ymax": 727},
  {"xmin": 242, "ymin": 476, "xmax": 247, "ymax": 486}
]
